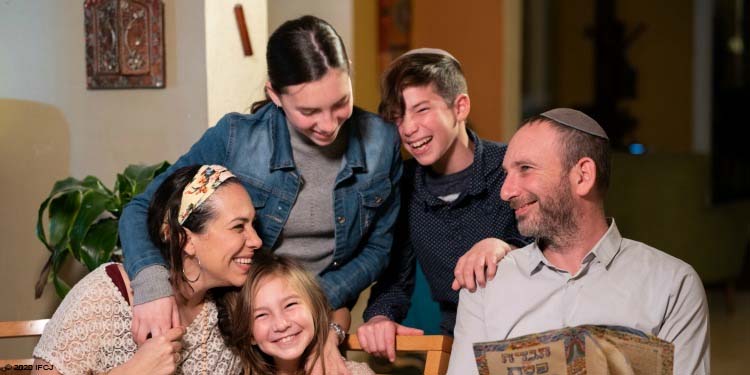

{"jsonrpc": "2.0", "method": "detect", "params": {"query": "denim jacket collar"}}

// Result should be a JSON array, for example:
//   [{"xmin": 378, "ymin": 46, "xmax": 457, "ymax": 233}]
[
  {"xmin": 342, "ymin": 118, "xmax": 367, "ymax": 172},
  {"xmin": 266, "ymin": 104, "xmax": 367, "ymax": 174},
  {"xmin": 266, "ymin": 105, "xmax": 295, "ymax": 170}
]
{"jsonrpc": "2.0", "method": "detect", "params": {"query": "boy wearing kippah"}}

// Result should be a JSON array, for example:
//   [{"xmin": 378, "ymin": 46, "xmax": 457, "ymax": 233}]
[{"xmin": 356, "ymin": 48, "xmax": 528, "ymax": 361}]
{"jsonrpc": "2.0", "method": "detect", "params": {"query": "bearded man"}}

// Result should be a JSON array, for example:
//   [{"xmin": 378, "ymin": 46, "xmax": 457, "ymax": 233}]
[{"xmin": 446, "ymin": 109, "xmax": 710, "ymax": 375}]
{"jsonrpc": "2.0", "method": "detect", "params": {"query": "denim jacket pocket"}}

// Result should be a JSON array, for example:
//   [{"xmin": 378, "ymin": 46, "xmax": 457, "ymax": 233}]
[{"xmin": 358, "ymin": 176, "xmax": 392, "ymax": 234}]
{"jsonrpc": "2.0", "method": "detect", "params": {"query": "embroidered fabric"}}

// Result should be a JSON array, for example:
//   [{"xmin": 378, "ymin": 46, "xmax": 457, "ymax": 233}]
[
  {"xmin": 345, "ymin": 360, "xmax": 376, "ymax": 375},
  {"xmin": 33, "ymin": 263, "xmax": 241, "ymax": 375}
]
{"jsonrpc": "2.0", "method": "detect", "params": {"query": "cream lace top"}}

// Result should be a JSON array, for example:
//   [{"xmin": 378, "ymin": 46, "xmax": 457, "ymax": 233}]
[
  {"xmin": 33, "ymin": 263, "xmax": 242, "ymax": 375},
  {"xmin": 345, "ymin": 360, "xmax": 376, "ymax": 375}
]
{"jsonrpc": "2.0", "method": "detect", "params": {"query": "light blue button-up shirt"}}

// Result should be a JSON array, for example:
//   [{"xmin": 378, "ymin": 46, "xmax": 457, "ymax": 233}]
[{"xmin": 449, "ymin": 220, "xmax": 710, "ymax": 375}]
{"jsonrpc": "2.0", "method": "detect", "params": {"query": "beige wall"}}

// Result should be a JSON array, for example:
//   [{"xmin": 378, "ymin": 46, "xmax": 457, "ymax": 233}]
[
  {"xmin": 556, "ymin": 0, "xmax": 693, "ymax": 152},
  {"xmin": 206, "ymin": 0, "xmax": 268, "ymax": 124},
  {"xmin": 0, "ymin": 99, "xmax": 71, "ymax": 357},
  {"xmin": 0, "ymin": 0, "xmax": 210, "ymax": 184}
]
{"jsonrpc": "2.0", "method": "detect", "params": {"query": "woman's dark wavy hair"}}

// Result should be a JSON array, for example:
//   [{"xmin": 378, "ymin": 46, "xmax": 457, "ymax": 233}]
[
  {"xmin": 251, "ymin": 15, "xmax": 350, "ymax": 113},
  {"xmin": 146, "ymin": 165, "xmax": 240, "ymax": 293}
]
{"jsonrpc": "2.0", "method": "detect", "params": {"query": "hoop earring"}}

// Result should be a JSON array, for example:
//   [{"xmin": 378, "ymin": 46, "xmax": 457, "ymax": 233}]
[{"xmin": 182, "ymin": 256, "xmax": 202, "ymax": 283}]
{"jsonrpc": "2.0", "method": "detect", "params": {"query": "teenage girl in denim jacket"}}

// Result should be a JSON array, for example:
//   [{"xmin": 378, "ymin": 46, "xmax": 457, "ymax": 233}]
[{"xmin": 118, "ymin": 16, "xmax": 402, "ymax": 374}]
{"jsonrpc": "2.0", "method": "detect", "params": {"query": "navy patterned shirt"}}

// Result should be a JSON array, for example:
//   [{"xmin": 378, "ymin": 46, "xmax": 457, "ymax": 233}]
[{"xmin": 364, "ymin": 130, "xmax": 529, "ymax": 335}]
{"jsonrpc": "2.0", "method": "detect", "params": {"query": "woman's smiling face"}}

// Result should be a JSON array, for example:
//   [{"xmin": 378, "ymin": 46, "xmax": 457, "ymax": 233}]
[{"xmin": 185, "ymin": 182, "xmax": 261, "ymax": 288}]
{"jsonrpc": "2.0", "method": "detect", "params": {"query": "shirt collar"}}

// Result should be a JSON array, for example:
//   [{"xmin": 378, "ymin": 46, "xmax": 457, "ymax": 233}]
[
  {"xmin": 589, "ymin": 218, "xmax": 622, "ymax": 268},
  {"xmin": 525, "ymin": 218, "xmax": 623, "ymax": 276},
  {"xmin": 413, "ymin": 129, "xmax": 489, "ymax": 206}
]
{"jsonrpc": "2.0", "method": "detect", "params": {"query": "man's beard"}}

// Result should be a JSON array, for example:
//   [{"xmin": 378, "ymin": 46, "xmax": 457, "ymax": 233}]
[{"xmin": 516, "ymin": 181, "xmax": 578, "ymax": 247}]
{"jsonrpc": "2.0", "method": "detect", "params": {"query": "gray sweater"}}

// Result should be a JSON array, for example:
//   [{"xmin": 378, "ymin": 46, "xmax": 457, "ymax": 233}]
[{"xmin": 274, "ymin": 121, "xmax": 346, "ymax": 274}]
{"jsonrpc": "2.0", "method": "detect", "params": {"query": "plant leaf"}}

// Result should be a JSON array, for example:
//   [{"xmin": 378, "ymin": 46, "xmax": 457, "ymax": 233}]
[
  {"xmin": 68, "ymin": 190, "xmax": 114, "ymax": 260},
  {"xmin": 79, "ymin": 218, "xmax": 118, "ymax": 271},
  {"xmin": 53, "ymin": 274, "xmax": 71, "ymax": 298},
  {"xmin": 35, "ymin": 256, "xmax": 52, "ymax": 299},
  {"xmin": 37, "ymin": 177, "xmax": 87, "ymax": 251},
  {"xmin": 48, "ymin": 177, "xmax": 85, "ymax": 196},
  {"xmin": 50, "ymin": 248, "xmax": 69, "ymax": 299},
  {"xmin": 80, "ymin": 175, "xmax": 113, "ymax": 196},
  {"xmin": 114, "ymin": 172, "xmax": 135, "ymax": 214},
  {"xmin": 124, "ymin": 161, "xmax": 171, "ymax": 191},
  {"xmin": 35, "ymin": 161, "xmax": 169, "ymax": 299},
  {"xmin": 36, "ymin": 196, "xmax": 53, "ymax": 252},
  {"xmin": 47, "ymin": 191, "xmax": 82, "ymax": 250},
  {"xmin": 112, "ymin": 161, "xmax": 169, "ymax": 217}
]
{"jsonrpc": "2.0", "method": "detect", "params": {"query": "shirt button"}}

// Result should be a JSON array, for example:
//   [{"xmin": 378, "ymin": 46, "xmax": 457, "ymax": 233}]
[
  {"xmin": 337, "ymin": 216, "xmax": 346, "ymax": 224},
  {"xmin": 332, "ymin": 261, "xmax": 340, "ymax": 267},
  {"xmin": 374, "ymin": 196, "xmax": 383, "ymax": 204},
  {"xmin": 278, "ymin": 206, "xmax": 283, "ymax": 210}
]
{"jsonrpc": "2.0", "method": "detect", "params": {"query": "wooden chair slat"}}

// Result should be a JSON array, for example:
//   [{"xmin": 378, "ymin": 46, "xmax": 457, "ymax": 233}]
[
  {"xmin": 0, "ymin": 319, "xmax": 49, "ymax": 338},
  {"xmin": 344, "ymin": 335, "xmax": 453, "ymax": 375}
]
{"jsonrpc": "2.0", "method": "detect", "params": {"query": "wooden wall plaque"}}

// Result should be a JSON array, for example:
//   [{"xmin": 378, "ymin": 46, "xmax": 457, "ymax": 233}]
[{"xmin": 84, "ymin": 0, "xmax": 165, "ymax": 89}]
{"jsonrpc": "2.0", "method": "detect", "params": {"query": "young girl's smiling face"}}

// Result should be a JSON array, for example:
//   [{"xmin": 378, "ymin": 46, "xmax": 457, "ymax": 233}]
[{"xmin": 251, "ymin": 274, "xmax": 315, "ymax": 371}]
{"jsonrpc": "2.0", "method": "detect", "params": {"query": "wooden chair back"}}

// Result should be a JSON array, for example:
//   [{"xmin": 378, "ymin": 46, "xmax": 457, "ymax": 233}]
[
  {"xmin": 1, "ymin": 321, "xmax": 454, "ymax": 374},
  {"xmin": 0, "ymin": 319, "xmax": 49, "ymax": 369},
  {"xmin": 344, "ymin": 335, "xmax": 453, "ymax": 375}
]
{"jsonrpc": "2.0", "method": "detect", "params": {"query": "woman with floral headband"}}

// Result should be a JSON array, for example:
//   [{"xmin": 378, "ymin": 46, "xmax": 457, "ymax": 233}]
[{"xmin": 32, "ymin": 165, "xmax": 261, "ymax": 375}]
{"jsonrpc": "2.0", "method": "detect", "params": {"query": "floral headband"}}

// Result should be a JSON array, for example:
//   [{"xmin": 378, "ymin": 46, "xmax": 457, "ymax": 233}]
[{"xmin": 178, "ymin": 165, "xmax": 236, "ymax": 224}]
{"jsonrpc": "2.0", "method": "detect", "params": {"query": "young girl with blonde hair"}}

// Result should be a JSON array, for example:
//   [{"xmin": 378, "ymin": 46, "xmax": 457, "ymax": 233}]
[{"xmin": 219, "ymin": 252, "xmax": 374, "ymax": 375}]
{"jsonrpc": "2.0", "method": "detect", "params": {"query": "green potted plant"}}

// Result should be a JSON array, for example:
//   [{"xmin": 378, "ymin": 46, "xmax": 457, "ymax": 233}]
[{"xmin": 35, "ymin": 161, "xmax": 170, "ymax": 299}]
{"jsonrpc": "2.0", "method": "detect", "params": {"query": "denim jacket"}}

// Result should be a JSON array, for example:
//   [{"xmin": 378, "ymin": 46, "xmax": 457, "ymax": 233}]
[{"xmin": 119, "ymin": 103, "xmax": 403, "ymax": 308}]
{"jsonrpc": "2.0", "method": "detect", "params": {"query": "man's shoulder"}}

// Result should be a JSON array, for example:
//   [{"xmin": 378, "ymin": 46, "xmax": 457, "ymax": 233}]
[
  {"xmin": 619, "ymin": 237, "xmax": 699, "ymax": 276},
  {"xmin": 504, "ymin": 243, "xmax": 536, "ymax": 263},
  {"xmin": 480, "ymin": 245, "xmax": 534, "ymax": 290}
]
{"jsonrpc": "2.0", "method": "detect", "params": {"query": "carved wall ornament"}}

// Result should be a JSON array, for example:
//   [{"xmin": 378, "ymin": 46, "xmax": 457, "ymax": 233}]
[{"xmin": 84, "ymin": 0, "xmax": 165, "ymax": 89}]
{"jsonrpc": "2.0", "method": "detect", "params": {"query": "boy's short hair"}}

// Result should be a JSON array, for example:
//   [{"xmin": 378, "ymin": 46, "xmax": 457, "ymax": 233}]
[{"xmin": 379, "ymin": 50, "xmax": 468, "ymax": 123}]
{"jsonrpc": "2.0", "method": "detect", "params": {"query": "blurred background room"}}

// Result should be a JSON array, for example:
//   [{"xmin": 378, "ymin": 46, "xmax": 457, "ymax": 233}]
[{"xmin": 1, "ymin": 0, "xmax": 748, "ymax": 373}]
